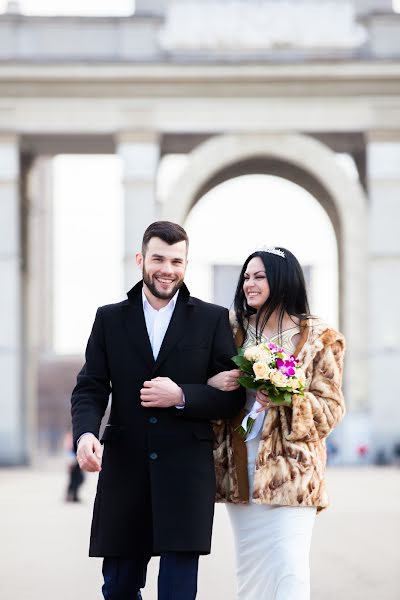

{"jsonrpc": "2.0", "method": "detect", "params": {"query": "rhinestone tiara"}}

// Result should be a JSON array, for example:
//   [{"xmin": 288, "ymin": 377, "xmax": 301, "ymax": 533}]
[{"xmin": 261, "ymin": 246, "xmax": 286, "ymax": 258}]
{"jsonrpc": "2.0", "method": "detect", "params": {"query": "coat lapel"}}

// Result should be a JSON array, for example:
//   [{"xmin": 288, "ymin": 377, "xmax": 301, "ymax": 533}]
[{"xmin": 123, "ymin": 281, "xmax": 154, "ymax": 370}]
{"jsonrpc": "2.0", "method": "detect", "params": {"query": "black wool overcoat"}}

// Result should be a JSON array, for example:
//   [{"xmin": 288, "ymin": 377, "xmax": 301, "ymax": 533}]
[{"xmin": 71, "ymin": 281, "xmax": 245, "ymax": 557}]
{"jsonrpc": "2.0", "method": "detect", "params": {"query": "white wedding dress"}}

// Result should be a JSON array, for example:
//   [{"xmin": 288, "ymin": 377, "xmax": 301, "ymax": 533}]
[{"xmin": 226, "ymin": 325, "xmax": 317, "ymax": 600}]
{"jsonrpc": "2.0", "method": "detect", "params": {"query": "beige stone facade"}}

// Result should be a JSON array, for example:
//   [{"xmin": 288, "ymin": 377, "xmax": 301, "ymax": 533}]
[{"xmin": 1, "ymin": 1, "xmax": 399, "ymax": 464}]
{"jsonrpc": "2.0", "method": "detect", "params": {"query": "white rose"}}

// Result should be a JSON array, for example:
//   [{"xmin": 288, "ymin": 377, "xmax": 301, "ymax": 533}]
[
  {"xmin": 257, "ymin": 347, "xmax": 272, "ymax": 363},
  {"xmin": 245, "ymin": 344, "xmax": 272, "ymax": 363},
  {"xmin": 244, "ymin": 345, "xmax": 260, "ymax": 361},
  {"xmin": 288, "ymin": 378, "xmax": 300, "ymax": 391},
  {"xmin": 269, "ymin": 369, "xmax": 288, "ymax": 388},
  {"xmin": 297, "ymin": 369, "xmax": 306, "ymax": 386},
  {"xmin": 253, "ymin": 362, "xmax": 270, "ymax": 381}
]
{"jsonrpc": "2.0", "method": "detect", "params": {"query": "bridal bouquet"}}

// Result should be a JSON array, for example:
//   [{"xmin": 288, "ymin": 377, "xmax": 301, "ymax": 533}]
[{"xmin": 232, "ymin": 342, "xmax": 306, "ymax": 439}]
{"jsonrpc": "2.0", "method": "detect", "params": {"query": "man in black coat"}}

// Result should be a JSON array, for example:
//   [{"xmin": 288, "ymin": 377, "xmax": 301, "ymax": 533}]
[{"xmin": 71, "ymin": 221, "xmax": 245, "ymax": 600}]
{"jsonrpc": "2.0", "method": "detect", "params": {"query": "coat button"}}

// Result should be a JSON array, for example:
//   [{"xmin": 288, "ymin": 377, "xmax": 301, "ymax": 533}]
[
  {"xmin": 149, "ymin": 452, "xmax": 158, "ymax": 460},
  {"xmin": 149, "ymin": 417, "xmax": 158, "ymax": 424}
]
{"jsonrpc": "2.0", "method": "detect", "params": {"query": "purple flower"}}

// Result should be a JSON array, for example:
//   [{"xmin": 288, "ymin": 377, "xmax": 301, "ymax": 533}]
[{"xmin": 276, "ymin": 358, "xmax": 296, "ymax": 377}]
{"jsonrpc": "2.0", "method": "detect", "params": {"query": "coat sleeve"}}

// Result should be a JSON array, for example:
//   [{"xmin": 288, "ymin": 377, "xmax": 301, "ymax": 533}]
[
  {"xmin": 71, "ymin": 307, "xmax": 111, "ymax": 448},
  {"xmin": 179, "ymin": 308, "xmax": 246, "ymax": 420},
  {"xmin": 284, "ymin": 336, "xmax": 345, "ymax": 443}
]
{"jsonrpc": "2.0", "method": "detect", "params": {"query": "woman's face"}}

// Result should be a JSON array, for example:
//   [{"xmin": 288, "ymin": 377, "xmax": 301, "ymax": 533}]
[{"xmin": 243, "ymin": 257, "xmax": 270, "ymax": 311}]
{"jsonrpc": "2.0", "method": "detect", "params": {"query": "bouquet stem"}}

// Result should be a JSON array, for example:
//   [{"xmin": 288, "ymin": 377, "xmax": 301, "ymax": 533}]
[{"xmin": 235, "ymin": 416, "xmax": 256, "ymax": 440}]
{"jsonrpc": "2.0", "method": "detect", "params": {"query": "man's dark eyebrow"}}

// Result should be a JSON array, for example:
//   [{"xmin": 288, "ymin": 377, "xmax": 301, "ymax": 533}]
[{"xmin": 151, "ymin": 253, "xmax": 184, "ymax": 262}]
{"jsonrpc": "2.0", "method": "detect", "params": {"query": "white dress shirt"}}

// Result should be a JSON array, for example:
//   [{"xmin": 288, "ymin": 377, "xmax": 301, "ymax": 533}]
[{"xmin": 142, "ymin": 288, "xmax": 179, "ymax": 360}]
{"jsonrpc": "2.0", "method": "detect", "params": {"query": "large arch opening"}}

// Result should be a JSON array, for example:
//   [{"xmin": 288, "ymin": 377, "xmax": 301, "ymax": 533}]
[{"xmin": 183, "ymin": 173, "xmax": 339, "ymax": 329}]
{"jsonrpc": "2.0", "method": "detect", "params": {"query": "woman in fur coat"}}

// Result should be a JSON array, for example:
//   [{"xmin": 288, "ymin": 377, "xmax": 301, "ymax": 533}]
[{"xmin": 208, "ymin": 248, "xmax": 345, "ymax": 600}]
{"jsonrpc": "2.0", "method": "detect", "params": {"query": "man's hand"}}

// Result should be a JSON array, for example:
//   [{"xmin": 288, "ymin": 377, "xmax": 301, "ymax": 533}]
[
  {"xmin": 140, "ymin": 377, "xmax": 184, "ymax": 408},
  {"xmin": 76, "ymin": 433, "xmax": 103, "ymax": 472}
]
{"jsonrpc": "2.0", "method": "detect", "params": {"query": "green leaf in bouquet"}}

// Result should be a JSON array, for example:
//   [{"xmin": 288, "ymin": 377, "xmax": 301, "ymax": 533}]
[
  {"xmin": 231, "ymin": 354, "xmax": 252, "ymax": 372},
  {"xmin": 235, "ymin": 347, "xmax": 246, "ymax": 358},
  {"xmin": 270, "ymin": 394, "xmax": 285, "ymax": 406},
  {"xmin": 265, "ymin": 389, "xmax": 292, "ymax": 407},
  {"xmin": 269, "ymin": 387, "xmax": 280, "ymax": 398},
  {"xmin": 237, "ymin": 376, "xmax": 259, "ymax": 389},
  {"xmin": 283, "ymin": 392, "xmax": 292, "ymax": 407},
  {"xmin": 235, "ymin": 416, "xmax": 256, "ymax": 440},
  {"xmin": 235, "ymin": 424, "xmax": 248, "ymax": 439}
]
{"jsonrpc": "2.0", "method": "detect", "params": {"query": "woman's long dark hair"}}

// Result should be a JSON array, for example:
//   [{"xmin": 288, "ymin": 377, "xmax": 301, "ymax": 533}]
[{"xmin": 233, "ymin": 248, "xmax": 311, "ymax": 344}]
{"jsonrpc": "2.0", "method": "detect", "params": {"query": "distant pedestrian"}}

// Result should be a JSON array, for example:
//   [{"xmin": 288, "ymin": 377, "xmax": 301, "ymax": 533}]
[{"xmin": 64, "ymin": 430, "xmax": 84, "ymax": 503}]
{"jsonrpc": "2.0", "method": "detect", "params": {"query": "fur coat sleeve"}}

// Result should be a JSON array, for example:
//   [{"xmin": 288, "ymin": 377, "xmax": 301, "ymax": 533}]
[{"xmin": 283, "ymin": 328, "xmax": 346, "ymax": 443}]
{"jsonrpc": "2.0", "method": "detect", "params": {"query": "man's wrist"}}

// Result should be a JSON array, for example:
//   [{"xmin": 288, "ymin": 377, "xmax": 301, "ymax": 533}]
[
  {"xmin": 175, "ymin": 389, "xmax": 185, "ymax": 408},
  {"xmin": 77, "ymin": 432, "xmax": 95, "ymax": 447}
]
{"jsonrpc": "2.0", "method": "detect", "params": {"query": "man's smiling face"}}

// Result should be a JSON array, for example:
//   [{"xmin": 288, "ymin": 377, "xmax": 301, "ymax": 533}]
[{"xmin": 137, "ymin": 236, "xmax": 188, "ymax": 305}]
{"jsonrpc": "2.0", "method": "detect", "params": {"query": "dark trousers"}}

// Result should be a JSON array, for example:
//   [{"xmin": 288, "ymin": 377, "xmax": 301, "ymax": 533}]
[{"xmin": 102, "ymin": 553, "xmax": 199, "ymax": 600}]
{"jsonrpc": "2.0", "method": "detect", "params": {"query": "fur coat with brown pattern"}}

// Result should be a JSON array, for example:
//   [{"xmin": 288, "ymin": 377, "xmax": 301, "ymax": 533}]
[{"xmin": 213, "ymin": 317, "xmax": 345, "ymax": 510}]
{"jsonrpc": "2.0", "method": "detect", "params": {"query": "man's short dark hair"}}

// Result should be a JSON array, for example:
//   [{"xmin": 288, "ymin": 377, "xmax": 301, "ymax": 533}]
[{"xmin": 142, "ymin": 221, "xmax": 189, "ymax": 255}]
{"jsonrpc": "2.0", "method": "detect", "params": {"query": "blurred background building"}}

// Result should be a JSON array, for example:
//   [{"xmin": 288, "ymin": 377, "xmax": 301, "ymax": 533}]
[{"xmin": 0, "ymin": 0, "xmax": 399, "ymax": 465}]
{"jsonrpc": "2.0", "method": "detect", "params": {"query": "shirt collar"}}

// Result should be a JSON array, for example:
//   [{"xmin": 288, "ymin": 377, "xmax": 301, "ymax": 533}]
[{"xmin": 142, "ymin": 287, "xmax": 179, "ymax": 313}]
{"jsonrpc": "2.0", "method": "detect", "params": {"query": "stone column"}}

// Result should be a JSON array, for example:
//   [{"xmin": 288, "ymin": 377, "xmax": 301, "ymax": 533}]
[
  {"xmin": 367, "ymin": 139, "xmax": 400, "ymax": 460},
  {"xmin": 116, "ymin": 132, "xmax": 160, "ymax": 290},
  {"xmin": 21, "ymin": 156, "xmax": 54, "ymax": 464},
  {"xmin": 27, "ymin": 157, "xmax": 54, "ymax": 354},
  {"xmin": 0, "ymin": 134, "xmax": 25, "ymax": 464}
]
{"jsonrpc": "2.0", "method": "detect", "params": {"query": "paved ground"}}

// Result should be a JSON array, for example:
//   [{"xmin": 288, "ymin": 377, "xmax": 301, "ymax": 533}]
[{"xmin": 1, "ymin": 461, "xmax": 399, "ymax": 600}]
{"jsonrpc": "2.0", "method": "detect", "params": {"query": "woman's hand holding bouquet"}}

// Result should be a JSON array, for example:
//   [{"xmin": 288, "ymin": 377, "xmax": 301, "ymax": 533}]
[{"xmin": 231, "ymin": 342, "xmax": 306, "ymax": 439}]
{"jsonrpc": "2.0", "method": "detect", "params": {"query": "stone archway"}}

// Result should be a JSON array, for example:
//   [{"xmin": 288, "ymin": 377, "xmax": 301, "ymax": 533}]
[{"xmin": 162, "ymin": 133, "xmax": 368, "ymax": 412}]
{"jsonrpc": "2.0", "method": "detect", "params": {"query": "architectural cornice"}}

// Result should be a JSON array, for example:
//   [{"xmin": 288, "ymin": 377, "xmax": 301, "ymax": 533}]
[
  {"xmin": 1, "ymin": 62, "xmax": 400, "ymax": 103},
  {"xmin": 1, "ymin": 61, "xmax": 400, "ymax": 82}
]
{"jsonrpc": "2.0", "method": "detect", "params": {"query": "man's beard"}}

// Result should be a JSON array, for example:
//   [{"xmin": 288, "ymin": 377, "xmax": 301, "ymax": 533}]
[{"xmin": 143, "ymin": 267, "xmax": 184, "ymax": 300}]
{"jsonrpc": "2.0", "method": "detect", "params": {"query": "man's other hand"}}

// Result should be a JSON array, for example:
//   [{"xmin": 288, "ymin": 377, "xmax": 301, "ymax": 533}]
[
  {"xmin": 77, "ymin": 433, "xmax": 103, "ymax": 472},
  {"xmin": 140, "ymin": 377, "xmax": 184, "ymax": 408}
]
